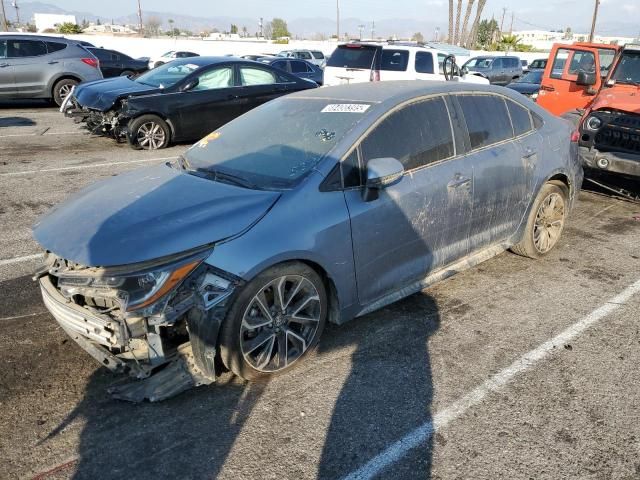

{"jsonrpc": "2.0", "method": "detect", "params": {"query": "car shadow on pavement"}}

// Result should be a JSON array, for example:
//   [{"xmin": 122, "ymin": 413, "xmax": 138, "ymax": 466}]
[
  {"xmin": 43, "ymin": 289, "xmax": 439, "ymax": 480},
  {"xmin": 0, "ymin": 116, "xmax": 36, "ymax": 127}
]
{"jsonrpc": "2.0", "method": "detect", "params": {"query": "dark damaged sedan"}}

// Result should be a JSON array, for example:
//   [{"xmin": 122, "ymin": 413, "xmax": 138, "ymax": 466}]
[
  {"xmin": 60, "ymin": 57, "xmax": 318, "ymax": 150},
  {"xmin": 35, "ymin": 82, "xmax": 582, "ymax": 401}
]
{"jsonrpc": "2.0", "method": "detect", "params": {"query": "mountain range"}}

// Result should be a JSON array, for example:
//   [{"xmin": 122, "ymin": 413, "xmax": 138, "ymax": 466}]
[{"xmin": 4, "ymin": 1, "xmax": 638, "ymax": 38}]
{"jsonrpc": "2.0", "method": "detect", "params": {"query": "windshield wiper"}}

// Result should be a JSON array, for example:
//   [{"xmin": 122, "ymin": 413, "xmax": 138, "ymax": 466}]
[{"xmin": 191, "ymin": 168, "xmax": 260, "ymax": 190}]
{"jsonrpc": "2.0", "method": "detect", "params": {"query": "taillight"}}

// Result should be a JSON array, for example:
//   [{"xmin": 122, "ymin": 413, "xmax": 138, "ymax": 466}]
[
  {"xmin": 570, "ymin": 130, "xmax": 580, "ymax": 142},
  {"xmin": 81, "ymin": 58, "xmax": 99, "ymax": 68},
  {"xmin": 370, "ymin": 69, "xmax": 380, "ymax": 82}
]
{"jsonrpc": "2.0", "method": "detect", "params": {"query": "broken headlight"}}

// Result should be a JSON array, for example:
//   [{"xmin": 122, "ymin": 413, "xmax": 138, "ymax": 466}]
[{"xmin": 57, "ymin": 253, "xmax": 209, "ymax": 314}]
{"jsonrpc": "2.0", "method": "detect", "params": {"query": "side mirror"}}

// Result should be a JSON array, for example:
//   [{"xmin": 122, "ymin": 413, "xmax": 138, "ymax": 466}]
[
  {"xmin": 576, "ymin": 71, "xmax": 596, "ymax": 86},
  {"xmin": 363, "ymin": 157, "xmax": 404, "ymax": 202},
  {"xmin": 461, "ymin": 66, "xmax": 469, "ymax": 76},
  {"xmin": 182, "ymin": 78, "xmax": 199, "ymax": 91}
]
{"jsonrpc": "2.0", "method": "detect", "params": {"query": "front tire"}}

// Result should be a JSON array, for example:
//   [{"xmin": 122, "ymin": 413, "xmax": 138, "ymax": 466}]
[
  {"xmin": 127, "ymin": 114, "xmax": 170, "ymax": 150},
  {"xmin": 219, "ymin": 262, "xmax": 327, "ymax": 381},
  {"xmin": 511, "ymin": 183, "xmax": 568, "ymax": 259},
  {"xmin": 52, "ymin": 78, "xmax": 78, "ymax": 106}
]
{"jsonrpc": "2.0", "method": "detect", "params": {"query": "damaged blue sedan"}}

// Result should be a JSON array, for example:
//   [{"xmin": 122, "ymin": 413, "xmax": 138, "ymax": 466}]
[{"xmin": 33, "ymin": 81, "xmax": 582, "ymax": 401}]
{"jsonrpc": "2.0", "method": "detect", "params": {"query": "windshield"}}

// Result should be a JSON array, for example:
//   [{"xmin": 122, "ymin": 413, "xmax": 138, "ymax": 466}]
[
  {"xmin": 465, "ymin": 57, "xmax": 492, "ymax": 69},
  {"xmin": 530, "ymin": 59, "xmax": 546, "ymax": 69},
  {"xmin": 183, "ymin": 98, "xmax": 373, "ymax": 189},
  {"xmin": 598, "ymin": 48, "xmax": 617, "ymax": 76},
  {"xmin": 161, "ymin": 51, "xmax": 175, "ymax": 58},
  {"xmin": 135, "ymin": 61, "xmax": 201, "ymax": 88},
  {"xmin": 517, "ymin": 70, "xmax": 543, "ymax": 84},
  {"xmin": 611, "ymin": 51, "xmax": 640, "ymax": 85}
]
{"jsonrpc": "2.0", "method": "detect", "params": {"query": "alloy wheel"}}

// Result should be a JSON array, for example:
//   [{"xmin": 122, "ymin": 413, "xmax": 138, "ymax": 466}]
[
  {"xmin": 533, "ymin": 192, "xmax": 565, "ymax": 254},
  {"xmin": 136, "ymin": 122, "xmax": 166, "ymax": 150},
  {"xmin": 240, "ymin": 275, "xmax": 321, "ymax": 372},
  {"xmin": 58, "ymin": 84, "xmax": 73, "ymax": 100}
]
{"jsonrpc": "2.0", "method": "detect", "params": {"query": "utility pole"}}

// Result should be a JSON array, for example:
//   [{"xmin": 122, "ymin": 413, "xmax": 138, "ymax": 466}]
[
  {"xmin": 589, "ymin": 0, "xmax": 600, "ymax": 43},
  {"xmin": 500, "ymin": 7, "xmax": 506, "ymax": 33},
  {"xmin": 11, "ymin": 0, "xmax": 18, "ymax": 25},
  {"xmin": 371, "ymin": 20, "xmax": 375, "ymax": 39},
  {"xmin": 509, "ymin": 12, "xmax": 514, "ymax": 34},
  {"xmin": 358, "ymin": 24, "xmax": 364, "ymax": 40},
  {"xmin": 0, "ymin": 0, "xmax": 7, "ymax": 30},
  {"xmin": 137, "ymin": 0, "xmax": 143, "ymax": 35},
  {"xmin": 336, "ymin": 0, "xmax": 340, "ymax": 40}
]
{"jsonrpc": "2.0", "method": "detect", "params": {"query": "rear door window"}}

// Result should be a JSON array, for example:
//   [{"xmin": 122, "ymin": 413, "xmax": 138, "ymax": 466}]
[
  {"xmin": 7, "ymin": 39, "xmax": 47, "ymax": 57},
  {"xmin": 298, "ymin": 51, "xmax": 312, "ymax": 60},
  {"xmin": 45, "ymin": 41, "xmax": 66, "ymax": 53},
  {"xmin": 380, "ymin": 49, "xmax": 409, "ymax": 71},
  {"xmin": 327, "ymin": 45, "xmax": 377, "ymax": 69},
  {"xmin": 361, "ymin": 96, "xmax": 454, "ymax": 171},
  {"xmin": 272, "ymin": 60, "xmax": 288, "ymax": 71},
  {"xmin": 458, "ymin": 95, "xmax": 513, "ymax": 149},
  {"xmin": 291, "ymin": 60, "xmax": 310, "ymax": 73},
  {"xmin": 415, "ymin": 52, "xmax": 434, "ymax": 74},
  {"xmin": 239, "ymin": 66, "xmax": 277, "ymax": 85},
  {"xmin": 505, "ymin": 99, "xmax": 533, "ymax": 137}
]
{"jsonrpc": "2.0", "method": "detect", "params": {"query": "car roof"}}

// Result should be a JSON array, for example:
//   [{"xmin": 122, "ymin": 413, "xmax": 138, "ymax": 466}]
[
  {"xmin": 0, "ymin": 34, "xmax": 78, "ymax": 44},
  {"xmin": 287, "ymin": 80, "xmax": 518, "ymax": 105}
]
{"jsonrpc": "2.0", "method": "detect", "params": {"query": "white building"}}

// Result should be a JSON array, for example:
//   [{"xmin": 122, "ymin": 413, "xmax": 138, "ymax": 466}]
[
  {"xmin": 83, "ymin": 24, "xmax": 137, "ymax": 35},
  {"xmin": 514, "ymin": 29, "xmax": 637, "ymax": 51},
  {"xmin": 34, "ymin": 13, "xmax": 77, "ymax": 32}
]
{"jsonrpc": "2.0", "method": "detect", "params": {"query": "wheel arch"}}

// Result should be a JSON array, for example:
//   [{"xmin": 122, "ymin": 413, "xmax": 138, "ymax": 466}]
[{"xmin": 49, "ymin": 74, "xmax": 82, "ymax": 97}]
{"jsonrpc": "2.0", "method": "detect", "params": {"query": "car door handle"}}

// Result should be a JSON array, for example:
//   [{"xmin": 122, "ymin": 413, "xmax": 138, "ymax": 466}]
[
  {"xmin": 523, "ymin": 148, "xmax": 537, "ymax": 159},
  {"xmin": 48, "ymin": 61, "xmax": 59, "ymax": 65},
  {"xmin": 540, "ymin": 84, "xmax": 555, "ymax": 92},
  {"xmin": 447, "ymin": 176, "xmax": 471, "ymax": 189},
  {"xmin": 0, "ymin": 63, "xmax": 9, "ymax": 68}
]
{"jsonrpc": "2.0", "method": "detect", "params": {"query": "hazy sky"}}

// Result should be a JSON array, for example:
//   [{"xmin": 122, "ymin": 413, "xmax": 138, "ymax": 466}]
[{"xmin": 47, "ymin": 0, "xmax": 640, "ymax": 34}]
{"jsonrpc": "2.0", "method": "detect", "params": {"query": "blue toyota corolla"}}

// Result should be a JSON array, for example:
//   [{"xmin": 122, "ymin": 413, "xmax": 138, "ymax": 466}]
[{"xmin": 33, "ymin": 81, "xmax": 582, "ymax": 401}]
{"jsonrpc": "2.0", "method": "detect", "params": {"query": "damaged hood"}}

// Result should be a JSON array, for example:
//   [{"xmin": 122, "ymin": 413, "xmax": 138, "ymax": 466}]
[
  {"xmin": 33, "ymin": 164, "xmax": 281, "ymax": 267},
  {"xmin": 589, "ymin": 85, "xmax": 640, "ymax": 114},
  {"xmin": 74, "ymin": 76, "xmax": 161, "ymax": 111}
]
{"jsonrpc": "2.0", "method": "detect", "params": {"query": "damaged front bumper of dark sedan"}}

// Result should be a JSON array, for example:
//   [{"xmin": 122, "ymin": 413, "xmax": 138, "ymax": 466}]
[
  {"xmin": 35, "ymin": 250, "xmax": 241, "ymax": 402},
  {"xmin": 61, "ymin": 93, "xmax": 131, "ymax": 142}
]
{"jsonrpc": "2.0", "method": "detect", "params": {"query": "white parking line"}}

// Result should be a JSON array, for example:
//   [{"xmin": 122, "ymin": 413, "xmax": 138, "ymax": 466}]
[
  {"xmin": 342, "ymin": 277, "xmax": 640, "ymax": 480},
  {"xmin": 0, "ymin": 131, "xmax": 83, "ymax": 138},
  {"xmin": 0, "ymin": 253, "xmax": 43, "ymax": 266},
  {"xmin": 0, "ymin": 156, "xmax": 177, "ymax": 176}
]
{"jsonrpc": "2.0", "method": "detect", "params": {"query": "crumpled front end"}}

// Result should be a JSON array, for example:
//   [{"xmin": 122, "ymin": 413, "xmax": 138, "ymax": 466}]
[
  {"xmin": 35, "ymin": 251, "xmax": 241, "ymax": 402},
  {"xmin": 61, "ymin": 92, "xmax": 130, "ymax": 141}
]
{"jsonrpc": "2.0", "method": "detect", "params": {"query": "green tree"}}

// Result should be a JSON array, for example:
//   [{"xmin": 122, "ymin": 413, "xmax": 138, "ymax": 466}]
[
  {"xmin": 411, "ymin": 32, "xmax": 424, "ymax": 43},
  {"xmin": 475, "ymin": 18, "xmax": 498, "ymax": 48},
  {"xmin": 269, "ymin": 18, "xmax": 290, "ymax": 39},
  {"xmin": 242, "ymin": 25, "xmax": 247, "ymax": 37},
  {"xmin": 230, "ymin": 24, "xmax": 238, "ymax": 34},
  {"xmin": 57, "ymin": 22, "xmax": 83, "ymax": 34},
  {"xmin": 499, "ymin": 34, "xmax": 521, "ymax": 52}
]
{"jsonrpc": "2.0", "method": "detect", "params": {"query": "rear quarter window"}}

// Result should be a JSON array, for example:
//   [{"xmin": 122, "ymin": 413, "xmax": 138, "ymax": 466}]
[
  {"xmin": 311, "ymin": 51, "xmax": 325, "ymax": 59},
  {"xmin": 380, "ymin": 50, "xmax": 409, "ymax": 72},
  {"xmin": 506, "ymin": 100, "xmax": 533, "ymax": 136},
  {"xmin": 458, "ymin": 95, "xmax": 513, "ymax": 149},
  {"xmin": 46, "ymin": 41, "xmax": 66, "ymax": 53},
  {"xmin": 327, "ymin": 46, "xmax": 377, "ymax": 69}
]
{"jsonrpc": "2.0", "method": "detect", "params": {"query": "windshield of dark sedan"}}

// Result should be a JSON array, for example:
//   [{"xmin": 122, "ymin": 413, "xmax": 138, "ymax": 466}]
[
  {"xmin": 184, "ymin": 98, "xmax": 372, "ymax": 189},
  {"xmin": 611, "ymin": 51, "xmax": 640, "ymax": 85},
  {"xmin": 135, "ymin": 61, "xmax": 201, "ymax": 88},
  {"xmin": 517, "ymin": 70, "xmax": 543, "ymax": 84}
]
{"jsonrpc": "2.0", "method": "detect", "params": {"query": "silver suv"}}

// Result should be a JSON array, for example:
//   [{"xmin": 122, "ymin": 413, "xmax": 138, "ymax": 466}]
[
  {"xmin": 462, "ymin": 55, "xmax": 523, "ymax": 86},
  {"xmin": 0, "ymin": 34, "xmax": 103, "ymax": 105}
]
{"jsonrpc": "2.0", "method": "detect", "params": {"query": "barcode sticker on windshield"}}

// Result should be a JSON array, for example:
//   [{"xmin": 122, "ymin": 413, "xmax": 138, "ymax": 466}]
[{"xmin": 321, "ymin": 104, "xmax": 371, "ymax": 113}]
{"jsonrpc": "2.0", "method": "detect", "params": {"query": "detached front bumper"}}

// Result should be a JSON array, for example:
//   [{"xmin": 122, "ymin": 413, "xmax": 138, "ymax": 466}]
[{"xmin": 579, "ymin": 146, "xmax": 640, "ymax": 179}]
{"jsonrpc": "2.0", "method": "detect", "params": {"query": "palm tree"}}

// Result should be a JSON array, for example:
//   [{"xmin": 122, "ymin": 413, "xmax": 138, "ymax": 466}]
[
  {"xmin": 500, "ymin": 34, "xmax": 521, "ymax": 52},
  {"xmin": 467, "ymin": 0, "xmax": 487, "ymax": 48},
  {"xmin": 460, "ymin": 0, "xmax": 476, "ymax": 47},
  {"xmin": 454, "ymin": 0, "xmax": 463, "ymax": 44},
  {"xmin": 448, "ymin": 0, "xmax": 454, "ymax": 43}
]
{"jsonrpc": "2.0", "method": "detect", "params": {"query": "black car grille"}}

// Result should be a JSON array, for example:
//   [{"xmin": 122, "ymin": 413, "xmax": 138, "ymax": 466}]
[{"xmin": 594, "ymin": 113, "xmax": 640, "ymax": 155}]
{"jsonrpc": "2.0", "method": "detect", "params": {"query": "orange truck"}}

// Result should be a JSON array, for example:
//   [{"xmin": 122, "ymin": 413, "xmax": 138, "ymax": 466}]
[{"xmin": 537, "ymin": 42, "xmax": 640, "ymax": 179}]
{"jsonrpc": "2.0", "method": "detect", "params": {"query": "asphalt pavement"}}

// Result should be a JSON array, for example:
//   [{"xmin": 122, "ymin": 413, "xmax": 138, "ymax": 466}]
[{"xmin": 1, "ymin": 103, "xmax": 639, "ymax": 480}]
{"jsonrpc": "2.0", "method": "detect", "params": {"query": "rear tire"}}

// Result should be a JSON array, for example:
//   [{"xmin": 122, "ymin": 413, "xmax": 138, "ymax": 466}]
[
  {"xmin": 219, "ymin": 262, "xmax": 327, "ymax": 381},
  {"xmin": 52, "ymin": 78, "xmax": 78, "ymax": 106},
  {"xmin": 120, "ymin": 70, "xmax": 135, "ymax": 77},
  {"xmin": 511, "ymin": 183, "xmax": 568, "ymax": 259},
  {"xmin": 127, "ymin": 114, "xmax": 170, "ymax": 150}
]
